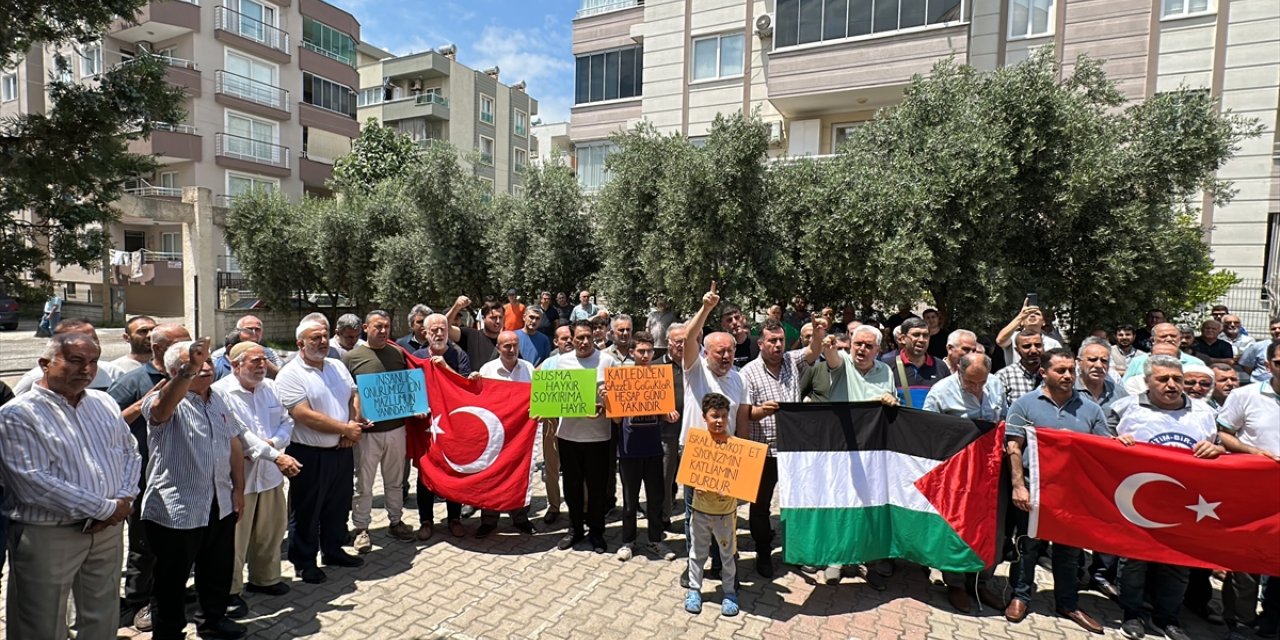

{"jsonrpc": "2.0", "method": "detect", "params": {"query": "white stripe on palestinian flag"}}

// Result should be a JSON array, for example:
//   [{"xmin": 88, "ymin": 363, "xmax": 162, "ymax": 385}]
[{"xmin": 778, "ymin": 450, "xmax": 941, "ymax": 513}]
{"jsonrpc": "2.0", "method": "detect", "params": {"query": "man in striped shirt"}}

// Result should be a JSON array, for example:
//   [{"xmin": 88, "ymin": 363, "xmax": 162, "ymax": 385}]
[{"xmin": 0, "ymin": 332, "xmax": 142, "ymax": 639}]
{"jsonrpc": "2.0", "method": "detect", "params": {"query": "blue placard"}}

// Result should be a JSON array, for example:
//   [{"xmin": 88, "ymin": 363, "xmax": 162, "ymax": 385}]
[
  {"xmin": 356, "ymin": 369, "xmax": 429, "ymax": 423},
  {"xmin": 896, "ymin": 387, "xmax": 931, "ymax": 409}
]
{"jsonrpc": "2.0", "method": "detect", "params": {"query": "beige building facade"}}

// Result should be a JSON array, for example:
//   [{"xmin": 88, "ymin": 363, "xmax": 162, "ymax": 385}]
[
  {"xmin": 355, "ymin": 44, "xmax": 539, "ymax": 198},
  {"xmin": 570, "ymin": 0, "xmax": 1280, "ymax": 321}
]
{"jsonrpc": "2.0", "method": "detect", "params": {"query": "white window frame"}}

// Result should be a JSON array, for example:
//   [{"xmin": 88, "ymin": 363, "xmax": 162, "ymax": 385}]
[
  {"xmin": 160, "ymin": 231, "xmax": 181, "ymax": 255},
  {"xmin": 514, "ymin": 147, "xmax": 528, "ymax": 171},
  {"xmin": 691, "ymin": 32, "xmax": 745, "ymax": 83},
  {"xmin": 159, "ymin": 171, "xmax": 179, "ymax": 189},
  {"xmin": 1161, "ymin": 0, "xmax": 1213, "ymax": 19},
  {"xmin": 225, "ymin": 171, "xmax": 280, "ymax": 200},
  {"xmin": 480, "ymin": 94, "xmax": 495, "ymax": 124},
  {"xmin": 514, "ymin": 109, "xmax": 528, "ymax": 137},
  {"xmin": 1, "ymin": 73, "xmax": 16, "ymax": 102},
  {"xmin": 230, "ymin": 0, "xmax": 278, "ymax": 27},
  {"xmin": 1008, "ymin": 0, "xmax": 1055, "ymax": 39},
  {"xmin": 772, "ymin": 0, "xmax": 969, "ymax": 53},
  {"xmin": 512, "ymin": 185, "xmax": 525, "ymax": 197},
  {"xmin": 80, "ymin": 42, "xmax": 103, "ymax": 78},
  {"xmin": 224, "ymin": 110, "xmax": 280, "ymax": 163},
  {"xmin": 478, "ymin": 135, "xmax": 495, "ymax": 165},
  {"xmin": 224, "ymin": 49, "xmax": 281, "ymax": 107},
  {"xmin": 831, "ymin": 122, "xmax": 864, "ymax": 151}
]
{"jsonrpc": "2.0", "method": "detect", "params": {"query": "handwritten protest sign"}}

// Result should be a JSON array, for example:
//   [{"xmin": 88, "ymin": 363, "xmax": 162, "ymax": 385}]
[
  {"xmin": 356, "ymin": 370, "xmax": 428, "ymax": 423},
  {"xmin": 604, "ymin": 364, "xmax": 676, "ymax": 418},
  {"xmin": 530, "ymin": 368, "xmax": 598, "ymax": 418},
  {"xmin": 676, "ymin": 429, "xmax": 768, "ymax": 503}
]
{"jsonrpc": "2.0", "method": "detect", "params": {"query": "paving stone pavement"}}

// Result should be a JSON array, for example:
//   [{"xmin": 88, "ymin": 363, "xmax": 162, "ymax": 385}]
[{"xmin": 1, "ymin": 469, "xmax": 1235, "ymax": 639}]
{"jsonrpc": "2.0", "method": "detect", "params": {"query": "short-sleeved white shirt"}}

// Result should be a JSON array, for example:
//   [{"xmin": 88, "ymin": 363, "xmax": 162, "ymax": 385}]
[
  {"xmin": 681, "ymin": 355, "xmax": 747, "ymax": 446},
  {"xmin": 541, "ymin": 350, "xmax": 615, "ymax": 443},
  {"xmin": 1217, "ymin": 382, "xmax": 1279, "ymax": 455},
  {"xmin": 479, "ymin": 358, "xmax": 534, "ymax": 383},
  {"xmin": 1116, "ymin": 394, "xmax": 1218, "ymax": 450},
  {"xmin": 274, "ymin": 357, "xmax": 355, "ymax": 447}
]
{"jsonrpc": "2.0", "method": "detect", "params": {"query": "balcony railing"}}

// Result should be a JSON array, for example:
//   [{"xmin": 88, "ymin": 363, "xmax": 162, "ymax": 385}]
[
  {"xmin": 215, "ymin": 132, "xmax": 290, "ymax": 169},
  {"xmin": 301, "ymin": 41, "xmax": 355, "ymax": 66},
  {"xmin": 215, "ymin": 6, "xmax": 290, "ymax": 54},
  {"xmin": 415, "ymin": 93, "xmax": 449, "ymax": 107},
  {"xmin": 124, "ymin": 121, "xmax": 197, "ymax": 135},
  {"xmin": 215, "ymin": 194, "xmax": 238, "ymax": 208},
  {"xmin": 479, "ymin": 151, "xmax": 494, "ymax": 166},
  {"xmin": 575, "ymin": 0, "xmax": 642, "ymax": 18},
  {"xmin": 123, "ymin": 179, "xmax": 182, "ymax": 198},
  {"xmin": 480, "ymin": 111, "xmax": 495, "ymax": 125},
  {"xmin": 216, "ymin": 70, "xmax": 289, "ymax": 111}
]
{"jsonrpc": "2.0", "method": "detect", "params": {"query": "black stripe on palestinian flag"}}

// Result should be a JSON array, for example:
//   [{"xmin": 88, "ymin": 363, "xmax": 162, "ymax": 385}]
[{"xmin": 774, "ymin": 401, "xmax": 996, "ymax": 458}]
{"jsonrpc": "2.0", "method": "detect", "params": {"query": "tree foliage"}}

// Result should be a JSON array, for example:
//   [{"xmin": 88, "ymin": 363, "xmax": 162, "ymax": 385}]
[
  {"xmin": 328, "ymin": 118, "xmax": 422, "ymax": 196},
  {"xmin": 222, "ymin": 189, "xmax": 311, "ymax": 310},
  {"xmin": 0, "ymin": 0, "xmax": 145, "ymax": 64},
  {"xmin": 487, "ymin": 161, "xmax": 597, "ymax": 300},
  {"xmin": 0, "ymin": 53, "xmax": 185, "ymax": 296}
]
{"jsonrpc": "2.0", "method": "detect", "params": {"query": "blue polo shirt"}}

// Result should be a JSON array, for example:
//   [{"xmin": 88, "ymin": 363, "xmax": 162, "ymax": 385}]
[{"xmin": 1005, "ymin": 387, "xmax": 1110, "ymax": 441}]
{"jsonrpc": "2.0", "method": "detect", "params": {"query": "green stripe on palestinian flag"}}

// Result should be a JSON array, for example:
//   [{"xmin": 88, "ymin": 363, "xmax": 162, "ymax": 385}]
[{"xmin": 776, "ymin": 403, "xmax": 1003, "ymax": 573}]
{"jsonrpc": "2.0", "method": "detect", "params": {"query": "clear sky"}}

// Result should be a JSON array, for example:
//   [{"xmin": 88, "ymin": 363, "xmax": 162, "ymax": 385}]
[{"xmin": 337, "ymin": 0, "xmax": 577, "ymax": 124}]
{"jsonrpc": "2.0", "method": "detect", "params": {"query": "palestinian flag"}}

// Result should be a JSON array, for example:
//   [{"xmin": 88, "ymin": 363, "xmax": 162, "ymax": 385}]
[{"xmin": 775, "ymin": 402, "xmax": 1003, "ymax": 572}]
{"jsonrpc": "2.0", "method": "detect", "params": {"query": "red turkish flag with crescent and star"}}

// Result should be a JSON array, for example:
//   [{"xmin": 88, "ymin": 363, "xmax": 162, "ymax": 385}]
[
  {"xmin": 402, "ymin": 357, "xmax": 540, "ymax": 512},
  {"xmin": 1027, "ymin": 427, "xmax": 1280, "ymax": 575}
]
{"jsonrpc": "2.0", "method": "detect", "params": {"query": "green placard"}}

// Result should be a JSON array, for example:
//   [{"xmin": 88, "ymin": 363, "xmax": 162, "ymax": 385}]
[{"xmin": 530, "ymin": 368, "xmax": 598, "ymax": 418}]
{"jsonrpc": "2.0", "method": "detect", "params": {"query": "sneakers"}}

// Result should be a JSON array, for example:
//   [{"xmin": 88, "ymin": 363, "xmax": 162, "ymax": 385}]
[
  {"xmin": 226, "ymin": 594, "xmax": 249, "ymax": 619},
  {"xmin": 513, "ymin": 521, "xmax": 536, "ymax": 535},
  {"xmin": 197, "ymin": 617, "xmax": 247, "ymax": 639},
  {"xmin": 1121, "ymin": 619, "xmax": 1146, "ymax": 640},
  {"xmin": 1161, "ymin": 625, "xmax": 1192, "ymax": 640},
  {"xmin": 823, "ymin": 565, "xmax": 842, "ymax": 585},
  {"xmin": 475, "ymin": 523, "xmax": 497, "ymax": 539},
  {"xmin": 557, "ymin": 533, "xmax": 584, "ymax": 551},
  {"xmin": 684, "ymin": 590, "xmax": 703, "ymax": 614},
  {"xmin": 654, "ymin": 541, "xmax": 677, "ymax": 561},
  {"xmin": 352, "ymin": 529, "xmax": 372, "ymax": 554},
  {"xmin": 388, "ymin": 521, "xmax": 415, "ymax": 541},
  {"xmin": 460, "ymin": 505, "xmax": 477, "ymax": 518},
  {"xmin": 617, "ymin": 543, "xmax": 633, "ymax": 561},
  {"xmin": 133, "ymin": 604, "xmax": 153, "ymax": 632},
  {"xmin": 416, "ymin": 523, "xmax": 434, "ymax": 541},
  {"xmin": 722, "ymin": 594, "xmax": 740, "ymax": 617}
]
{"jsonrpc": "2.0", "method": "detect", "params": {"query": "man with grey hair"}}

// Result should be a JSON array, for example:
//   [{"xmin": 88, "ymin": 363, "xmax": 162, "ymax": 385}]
[
  {"xmin": 942, "ymin": 329, "xmax": 980, "ymax": 374},
  {"xmin": 13, "ymin": 318, "xmax": 124, "ymax": 393},
  {"xmin": 0, "ymin": 332, "xmax": 142, "ymax": 639},
  {"xmin": 1193, "ymin": 318, "xmax": 1233, "ymax": 366},
  {"xmin": 605, "ymin": 313, "xmax": 635, "ymax": 364},
  {"xmin": 395, "ymin": 304, "xmax": 433, "ymax": 353},
  {"xmin": 343, "ymin": 310, "xmax": 417, "ymax": 552},
  {"xmin": 108, "ymin": 321, "xmax": 190, "ymax": 631},
  {"xmin": 329, "ymin": 313, "xmax": 363, "ymax": 358},
  {"xmin": 1113, "ymin": 354, "xmax": 1222, "ymax": 640},
  {"xmin": 1074, "ymin": 336, "xmax": 1128, "ymax": 601},
  {"xmin": 657, "ymin": 321, "xmax": 695, "ymax": 531},
  {"xmin": 208, "ymin": 315, "xmax": 282, "ymax": 378},
  {"xmin": 276, "ymin": 319, "xmax": 367, "ymax": 584}
]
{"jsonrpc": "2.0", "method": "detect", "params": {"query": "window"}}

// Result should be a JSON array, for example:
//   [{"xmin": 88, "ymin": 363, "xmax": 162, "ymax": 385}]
[
  {"xmin": 514, "ymin": 147, "xmax": 528, "ymax": 173},
  {"xmin": 692, "ymin": 33, "xmax": 744, "ymax": 82},
  {"xmin": 512, "ymin": 185, "xmax": 525, "ymax": 198},
  {"xmin": 478, "ymin": 135, "xmax": 494, "ymax": 165},
  {"xmin": 225, "ymin": 112, "xmax": 278, "ymax": 163},
  {"xmin": 80, "ymin": 42, "xmax": 102, "ymax": 77},
  {"xmin": 394, "ymin": 118, "xmax": 443, "ymax": 142},
  {"xmin": 357, "ymin": 87, "xmax": 383, "ymax": 106},
  {"xmin": 302, "ymin": 17, "xmax": 356, "ymax": 66},
  {"xmin": 1, "ymin": 73, "xmax": 16, "ymax": 102},
  {"xmin": 480, "ymin": 95, "xmax": 495, "ymax": 125},
  {"xmin": 775, "ymin": 0, "xmax": 964, "ymax": 48},
  {"xmin": 225, "ymin": 51, "xmax": 281, "ymax": 108},
  {"xmin": 159, "ymin": 171, "xmax": 179, "ymax": 189},
  {"xmin": 227, "ymin": 172, "xmax": 277, "ymax": 198},
  {"xmin": 575, "ymin": 142, "xmax": 618, "ymax": 191},
  {"xmin": 1010, "ymin": 0, "xmax": 1053, "ymax": 37},
  {"xmin": 161, "ymin": 232, "xmax": 181, "ymax": 255},
  {"xmin": 303, "ymin": 73, "xmax": 355, "ymax": 118},
  {"xmin": 515, "ymin": 109, "xmax": 528, "ymax": 136},
  {"xmin": 231, "ymin": 0, "xmax": 278, "ymax": 44},
  {"xmin": 479, "ymin": 177, "xmax": 493, "ymax": 203},
  {"xmin": 831, "ymin": 122, "xmax": 863, "ymax": 150},
  {"xmin": 574, "ymin": 46, "xmax": 643, "ymax": 105},
  {"xmin": 1162, "ymin": 0, "xmax": 1210, "ymax": 17}
]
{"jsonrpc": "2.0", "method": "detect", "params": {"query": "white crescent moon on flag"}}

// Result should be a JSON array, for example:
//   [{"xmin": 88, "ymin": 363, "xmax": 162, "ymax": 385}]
[
  {"xmin": 1114, "ymin": 472, "xmax": 1183, "ymax": 529},
  {"xmin": 443, "ymin": 406, "xmax": 505, "ymax": 474}
]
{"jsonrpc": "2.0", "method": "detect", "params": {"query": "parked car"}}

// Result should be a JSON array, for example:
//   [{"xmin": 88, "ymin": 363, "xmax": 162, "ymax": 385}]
[{"xmin": 0, "ymin": 291, "xmax": 18, "ymax": 330}]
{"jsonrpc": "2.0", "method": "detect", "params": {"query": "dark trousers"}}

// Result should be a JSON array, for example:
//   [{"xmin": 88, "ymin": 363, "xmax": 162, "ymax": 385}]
[
  {"xmin": 286, "ymin": 443, "xmax": 353, "ymax": 570},
  {"xmin": 123, "ymin": 437, "xmax": 154, "ymax": 609},
  {"xmin": 1119, "ymin": 558, "xmax": 1190, "ymax": 628},
  {"xmin": 748, "ymin": 457, "xmax": 778, "ymax": 552},
  {"xmin": 660, "ymin": 435, "xmax": 681, "ymax": 526},
  {"xmin": 144, "ymin": 502, "xmax": 236, "ymax": 640},
  {"xmin": 606, "ymin": 428, "xmax": 619, "ymax": 509},
  {"xmin": 1262, "ymin": 575, "xmax": 1280, "ymax": 625},
  {"xmin": 418, "ymin": 477, "xmax": 462, "ymax": 522},
  {"xmin": 558, "ymin": 438, "xmax": 610, "ymax": 540},
  {"xmin": 619, "ymin": 455, "xmax": 665, "ymax": 544},
  {"xmin": 1013, "ymin": 538, "xmax": 1082, "ymax": 610},
  {"xmin": 1090, "ymin": 551, "xmax": 1119, "ymax": 585},
  {"xmin": 1184, "ymin": 567, "xmax": 1212, "ymax": 609}
]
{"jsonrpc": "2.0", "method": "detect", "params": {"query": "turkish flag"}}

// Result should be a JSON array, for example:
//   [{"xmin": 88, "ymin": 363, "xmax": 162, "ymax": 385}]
[
  {"xmin": 1028, "ymin": 428, "xmax": 1280, "ymax": 575},
  {"xmin": 402, "ymin": 356, "xmax": 540, "ymax": 512}
]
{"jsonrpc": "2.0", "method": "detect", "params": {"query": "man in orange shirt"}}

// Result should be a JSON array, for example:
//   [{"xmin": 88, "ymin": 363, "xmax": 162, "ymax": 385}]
[{"xmin": 502, "ymin": 289, "xmax": 526, "ymax": 332}]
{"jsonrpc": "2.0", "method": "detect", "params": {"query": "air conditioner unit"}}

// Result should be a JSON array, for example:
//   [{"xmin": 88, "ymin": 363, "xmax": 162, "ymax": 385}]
[
  {"xmin": 755, "ymin": 13, "xmax": 774, "ymax": 39},
  {"xmin": 768, "ymin": 120, "xmax": 783, "ymax": 146},
  {"xmin": 408, "ymin": 79, "xmax": 422, "ymax": 92}
]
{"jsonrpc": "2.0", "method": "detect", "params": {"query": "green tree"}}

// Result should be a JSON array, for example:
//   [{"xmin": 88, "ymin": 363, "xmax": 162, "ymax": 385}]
[
  {"xmin": 222, "ymin": 190, "xmax": 312, "ymax": 310},
  {"xmin": 488, "ymin": 161, "xmax": 597, "ymax": 299},
  {"xmin": 1, "ymin": 0, "xmax": 146, "ymax": 63},
  {"xmin": 0, "ymin": 52, "xmax": 186, "ymax": 297},
  {"xmin": 329, "ymin": 119, "xmax": 421, "ymax": 195}
]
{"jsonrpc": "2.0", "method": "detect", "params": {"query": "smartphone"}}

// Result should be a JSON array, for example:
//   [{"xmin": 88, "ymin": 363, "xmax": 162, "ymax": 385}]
[{"xmin": 1026, "ymin": 293, "xmax": 1039, "ymax": 308}]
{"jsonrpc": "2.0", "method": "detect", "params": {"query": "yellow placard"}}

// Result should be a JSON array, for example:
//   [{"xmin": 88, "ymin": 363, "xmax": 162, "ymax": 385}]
[
  {"xmin": 676, "ymin": 429, "xmax": 768, "ymax": 503},
  {"xmin": 604, "ymin": 364, "xmax": 676, "ymax": 419}
]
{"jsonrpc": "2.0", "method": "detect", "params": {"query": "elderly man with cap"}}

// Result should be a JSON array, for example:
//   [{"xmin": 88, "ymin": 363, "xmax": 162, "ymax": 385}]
[
  {"xmin": 213, "ymin": 342, "xmax": 303, "ymax": 617},
  {"xmin": 0, "ymin": 332, "xmax": 141, "ymax": 639}
]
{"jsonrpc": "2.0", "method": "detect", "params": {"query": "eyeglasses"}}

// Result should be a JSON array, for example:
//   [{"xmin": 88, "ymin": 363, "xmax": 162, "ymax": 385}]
[{"xmin": 1185, "ymin": 380, "xmax": 1213, "ymax": 389}]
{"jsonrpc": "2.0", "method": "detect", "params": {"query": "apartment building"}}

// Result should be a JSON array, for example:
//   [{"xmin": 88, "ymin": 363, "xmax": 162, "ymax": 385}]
[
  {"xmin": 532, "ymin": 121, "xmax": 573, "ymax": 165},
  {"xmin": 355, "ymin": 44, "xmax": 539, "ymax": 198},
  {"xmin": 570, "ymin": 0, "xmax": 1280, "ymax": 323}
]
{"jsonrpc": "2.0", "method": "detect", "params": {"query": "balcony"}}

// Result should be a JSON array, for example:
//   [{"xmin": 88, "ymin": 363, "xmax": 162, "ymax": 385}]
[
  {"xmin": 299, "ymin": 102, "xmax": 359, "ymax": 138},
  {"xmin": 298, "ymin": 46, "xmax": 359, "ymax": 90},
  {"xmin": 299, "ymin": 151, "xmax": 334, "ymax": 189},
  {"xmin": 127, "ymin": 123, "xmax": 201, "ymax": 162},
  {"xmin": 478, "ymin": 151, "xmax": 494, "ymax": 166},
  {"xmin": 215, "ymin": 70, "xmax": 290, "ymax": 120},
  {"xmin": 214, "ymin": 7, "xmax": 291, "ymax": 63},
  {"xmin": 575, "ymin": 0, "xmax": 642, "ymax": 19},
  {"xmin": 123, "ymin": 178, "xmax": 182, "ymax": 199},
  {"xmin": 111, "ymin": 249, "xmax": 184, "ymax": 287},
  {"xmin": 111, "ymin": 0, "xmax": 201, "ymax": 44},
  {"xmin": 379, "ymin": 95, "xmax": 449, "ymax": 123},
  {"xmin": 159, "ymin": 56, "xmax": 202, "ymax": 97},
  {"xmin": 214, "ymin": 132, "xmax": 291, "ymax": 177},
  {"xmin": 480, "ymin": 111, "xmax": 495, "ymax": 125}
]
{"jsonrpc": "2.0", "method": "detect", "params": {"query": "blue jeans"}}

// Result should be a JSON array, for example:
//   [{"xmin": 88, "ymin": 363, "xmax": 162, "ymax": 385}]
[{"xmin": 1013, "ymin": 537, "xmax": 1082, "ymax": 610}]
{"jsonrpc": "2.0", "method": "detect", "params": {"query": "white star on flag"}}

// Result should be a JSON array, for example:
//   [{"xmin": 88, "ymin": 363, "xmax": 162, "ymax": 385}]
[
  {"xmin": 1185, "ymin": 495, "xmax": 1221, "ymax": 523},
  {"xmin": 429, "ymin": 414, "xmax": 445, "ymax": 444}
]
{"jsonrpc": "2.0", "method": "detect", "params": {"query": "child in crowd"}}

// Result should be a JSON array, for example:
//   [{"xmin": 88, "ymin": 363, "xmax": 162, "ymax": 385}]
[{"xmin": 684, "ymin": 392, "xmax": 740, "ymax": 617}]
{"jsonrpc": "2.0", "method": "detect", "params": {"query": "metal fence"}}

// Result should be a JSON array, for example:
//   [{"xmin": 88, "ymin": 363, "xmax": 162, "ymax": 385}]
[{"xmin": 1211, "ymin": 277, "xmax": 1274, "ymax": 333}]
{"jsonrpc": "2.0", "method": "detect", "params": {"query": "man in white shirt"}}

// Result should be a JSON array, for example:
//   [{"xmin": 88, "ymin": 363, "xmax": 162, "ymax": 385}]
[
  {"xmin": 0, "ymin": 332, "xmax": 141, "ymax": 639},
  {"xmin": 13, "ymin": 319, "xmax": 123, "ymax": 393},
  {"xmin": 213, "ymin": 342, "xmax": 301, "ymax": 615},
  {"xmin": 476, "ymin": 331, "xmax": 537, "ymax": 538}
]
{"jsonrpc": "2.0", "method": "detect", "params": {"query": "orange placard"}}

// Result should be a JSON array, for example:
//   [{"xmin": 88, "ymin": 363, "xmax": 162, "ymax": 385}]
[
  {"xmin": 676, "ymin": 429, "xmax": 769, "ymax": 503},
  {"xmin": 604, "ymin": 364, "xmax": 676, "ymax": 418}
]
